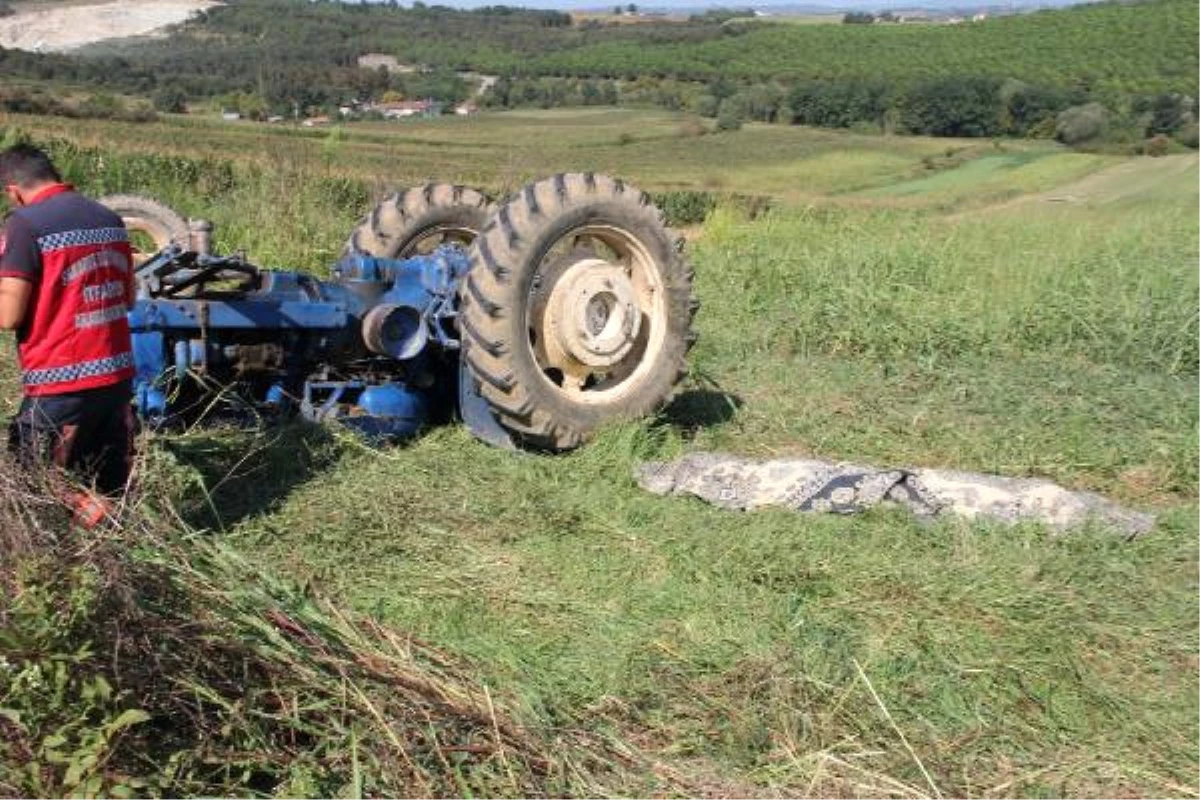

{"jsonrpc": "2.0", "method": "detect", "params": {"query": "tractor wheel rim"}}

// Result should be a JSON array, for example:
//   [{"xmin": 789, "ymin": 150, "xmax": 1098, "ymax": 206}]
[
  {"xmin": 528, "ymin": 224, "xmax": 666, "ymax": 404},
  {"xmin": 402, "ymin": 224, "xmax": 477, "ymax": 256},
  {"xmin": 544, "ymin": 258, "xmax": 642, "ymax": 368}
]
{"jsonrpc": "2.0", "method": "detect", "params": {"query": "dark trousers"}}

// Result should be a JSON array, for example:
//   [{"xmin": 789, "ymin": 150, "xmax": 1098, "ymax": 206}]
[{"xmin": 7, "ymin": 381, "xmax": 135, "ymax": 496}]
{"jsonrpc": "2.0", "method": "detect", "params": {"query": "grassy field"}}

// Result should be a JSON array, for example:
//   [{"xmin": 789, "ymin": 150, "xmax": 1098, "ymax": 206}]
[
  {"xmin": 6, "ymin": 109, "xmax": 1066, "ymax": 205},
  {"xmin": 1, "ymin": 110, "xmax": 1196, "ymax": 797}
]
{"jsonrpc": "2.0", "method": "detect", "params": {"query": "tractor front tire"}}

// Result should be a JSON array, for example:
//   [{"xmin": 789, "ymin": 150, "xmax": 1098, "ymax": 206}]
[
  {"xmin": 99, "ymin": 194, "xmax": 189, "ymax": 261},
  {"xmin": 345, "ymin": 184, "xmax": 493, "ymax": 258},
  {"xmin": 461, "ymin": 173, "xmax": 696, "ymax": 451}
]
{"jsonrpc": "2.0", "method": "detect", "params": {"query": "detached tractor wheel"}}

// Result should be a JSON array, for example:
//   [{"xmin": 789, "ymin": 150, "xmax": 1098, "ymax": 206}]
[
  {"xmin": 98, "ymin": 194, "xmax": 189, "ymax": 264},
  {"xmin": 345, "ymin": 184, "xmax": 493, "ymax": 257},
  {"xmin": 461, "ymin": 173, "xmax": 696, "ymax": 451}
]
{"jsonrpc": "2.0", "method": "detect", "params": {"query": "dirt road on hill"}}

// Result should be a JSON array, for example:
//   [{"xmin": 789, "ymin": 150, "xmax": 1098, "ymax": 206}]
[{"xmin": 0, "ymin": 0, "xmax": 220, "ymax": 52}]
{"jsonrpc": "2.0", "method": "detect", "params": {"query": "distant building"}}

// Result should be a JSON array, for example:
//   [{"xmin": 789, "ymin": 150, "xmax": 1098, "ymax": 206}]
[
  {"xmin": 221, "ymin": 111, "xmax": 241, "ymax": 121},
  {"xmin": 357, "ymin": 54, "xmax": 417, "ymax": 74},
  {"xmin": 370, "ymin": 99, "xmax": 441, "ymax": 119}
]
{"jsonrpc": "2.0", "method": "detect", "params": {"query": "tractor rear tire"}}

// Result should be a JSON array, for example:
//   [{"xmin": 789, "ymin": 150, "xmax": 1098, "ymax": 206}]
[
  {"xmin": 99, "ymin": 194, "xmax": 189, "ymax": 261},
  {"xmin": 344, "ymin": 184, "xmax": 493, "ymax": 258},
  {"xmin": 460, "ymin": 173, "xmax": 696, "ymax": 451}
]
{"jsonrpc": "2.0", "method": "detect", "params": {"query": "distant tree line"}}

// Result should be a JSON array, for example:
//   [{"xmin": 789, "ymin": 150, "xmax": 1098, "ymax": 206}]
[
  {"xmin": 479, "ymin": 72, "xmax": 1196, "ymax": 147},
  {"xmin": 842, "ymin": 11, "xmax": 900, "ymax": 24}
]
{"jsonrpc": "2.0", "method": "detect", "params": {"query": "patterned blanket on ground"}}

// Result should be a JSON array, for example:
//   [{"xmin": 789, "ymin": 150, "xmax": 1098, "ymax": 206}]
[{"xmin": 635, "ymin": 452, "xmax": 1155, "ymax": 537}]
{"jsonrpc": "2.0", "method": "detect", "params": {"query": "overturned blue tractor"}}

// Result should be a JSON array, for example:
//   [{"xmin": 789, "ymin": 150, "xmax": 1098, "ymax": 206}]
[{"xmin": 102, "ymin": 175, "xmax": 696, "ymax": 450}]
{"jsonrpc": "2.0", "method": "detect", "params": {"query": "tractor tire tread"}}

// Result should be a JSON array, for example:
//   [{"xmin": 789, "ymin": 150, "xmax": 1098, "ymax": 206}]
[
  {"xmin": 98, "ymin": 194, "xmax": 190, "ymax": 252},
  {"xmin": 344, "ymin": 184, "xmax": 493, "ymax": 259},
  {"xmin": 460, "ymin": 173, "xmax": 696, "ymax": 451}
]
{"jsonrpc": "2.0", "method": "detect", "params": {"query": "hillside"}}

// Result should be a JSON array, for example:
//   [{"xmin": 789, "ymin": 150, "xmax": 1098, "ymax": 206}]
[
  {"xmin": 0, "ymin": 0, "xmax": 1195, "ymax": 144},
  {"xmin": 114, "ymin": 0, "xmax": 1200, "ymax": 98},
  {"xmin": 528, "ymin": 0, "xmax": 1198, "ymax": 94}
]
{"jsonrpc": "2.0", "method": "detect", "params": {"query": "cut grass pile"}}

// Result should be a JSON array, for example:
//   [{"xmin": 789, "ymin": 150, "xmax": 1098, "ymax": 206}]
[{"xmin": 0, "ymin": 114, "xmax": 1196, "ymax": 796}]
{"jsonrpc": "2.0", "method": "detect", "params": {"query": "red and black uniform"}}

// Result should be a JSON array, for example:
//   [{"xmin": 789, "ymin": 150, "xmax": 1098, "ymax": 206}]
[{"xmin": 2, "ymin": 183, "xmax": 136, "ymax": 494}]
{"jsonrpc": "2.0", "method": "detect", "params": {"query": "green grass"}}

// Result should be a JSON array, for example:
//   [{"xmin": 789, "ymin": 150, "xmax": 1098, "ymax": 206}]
[
  {"xmin": 1, "ymin": 110, "xmax": 1197, "ymax": 796},
  {"xmin": 855, "ymin": 149, "xmax": 1113, "ymax": 208}
]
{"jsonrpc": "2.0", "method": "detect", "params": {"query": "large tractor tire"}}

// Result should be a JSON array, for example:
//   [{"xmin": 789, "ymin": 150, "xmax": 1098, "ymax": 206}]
[
  {"xmin": 99, "ymin": 194, "xmax": 189, "ymax": 263},
  {"xmin": 344, "ymin": 184, "xmax": 493, "ymax": 258},
  {"xmin": 460, "ymin": 173, "xmax": 696, "ymax": 451}
]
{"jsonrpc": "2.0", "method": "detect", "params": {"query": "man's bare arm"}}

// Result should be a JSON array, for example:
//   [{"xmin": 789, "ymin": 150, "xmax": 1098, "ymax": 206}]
[{"xmin": 0, "ymin": 277, "xmax": 32, "ymax": 330}]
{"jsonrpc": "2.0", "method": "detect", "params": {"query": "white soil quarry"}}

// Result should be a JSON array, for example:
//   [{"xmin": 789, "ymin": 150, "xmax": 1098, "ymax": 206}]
[{"xmin": 0, "ymin": 0, "xmax": 220, "ymax": 52}]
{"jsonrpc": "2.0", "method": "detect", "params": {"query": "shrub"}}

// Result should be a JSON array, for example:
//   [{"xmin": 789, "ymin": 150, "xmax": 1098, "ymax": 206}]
[
  {"xmin": 715, "ymin": 97, "xmax": 744, "ymax": 131},
  {"xmin": 694, "ymin": 93, "xmax": 719, "ymax": 118},
  {"xmin": 900, "ymin": 76, "xmax": 1003, "ymax": 137},
  {"xmin": 1055, "ymin": 102, "xmax": 1109, "ymax": 145},
  {"xmin": 789, "ymin": 78, "xmax": 892, "ymax": 130},
  {"xmin": 1001, "ymin": 81, "xmax": 1078, "ymax": 136},
  {"xmin": 651, "ymin": 190, "xmax": 718, "ymax": 225},
  {"xmin": 152, "ymin": 87, "xmax": 188, "ymax": 114},
  {"xmin": 1144, "ymin": 133, "xmax": 1171, "ymax": 157},
  {"xmin": 1176, "ymin": 122, "xmax": 1200, "ymax": 149},
  {"xmin": 676, "ymin": 116, "xmax": 708, "ymax": 137},
  {"xmin": 1136, "ymin": 92, "xmax": 1198, "ymax": 136}
]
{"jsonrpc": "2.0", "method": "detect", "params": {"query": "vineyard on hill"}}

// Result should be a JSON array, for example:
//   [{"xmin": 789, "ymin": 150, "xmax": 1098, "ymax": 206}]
[{"xmin": 526, "ymin": 0, "xmax": 1197, "ymax": 94}]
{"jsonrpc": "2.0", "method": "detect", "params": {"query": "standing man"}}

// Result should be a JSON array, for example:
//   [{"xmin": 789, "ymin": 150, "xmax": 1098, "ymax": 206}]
[{"xmin": 0, "ymin": 143, "xmax": 137, "ymax": 503}]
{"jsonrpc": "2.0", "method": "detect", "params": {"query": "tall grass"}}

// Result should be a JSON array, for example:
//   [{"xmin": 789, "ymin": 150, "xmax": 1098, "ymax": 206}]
[{"xmin": 694, "ymin": 201, "xmax": 1198, "ymax": 375}]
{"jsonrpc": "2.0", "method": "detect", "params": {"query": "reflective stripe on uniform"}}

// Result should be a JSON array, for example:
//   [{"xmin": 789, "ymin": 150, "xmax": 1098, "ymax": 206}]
[
  {"xmin": 75, "ymin": 303, "xmax": 129, "ymax": 330},
  {"xmin": 62, "ymin": 250, "xmax": 130, "ymax": 284},
  {"xmin": 37, "ymin": 227, "xmax": 128, "ymax": 253},
  {"xmin": 22, "ymin": 352, "xmax": 134, "ymax": 387}
]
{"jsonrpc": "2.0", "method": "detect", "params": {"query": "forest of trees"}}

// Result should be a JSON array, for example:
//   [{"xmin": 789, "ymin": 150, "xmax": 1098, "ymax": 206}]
[{"xmin": 0, "ymin": 0, "xmax": 1195, "ymax": 147}]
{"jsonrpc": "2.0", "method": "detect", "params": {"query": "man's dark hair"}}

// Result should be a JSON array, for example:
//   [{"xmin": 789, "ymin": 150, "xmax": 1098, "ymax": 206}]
[{"xmin": 0, "ymin": 143, "xmax": 62, "ymax": 188}]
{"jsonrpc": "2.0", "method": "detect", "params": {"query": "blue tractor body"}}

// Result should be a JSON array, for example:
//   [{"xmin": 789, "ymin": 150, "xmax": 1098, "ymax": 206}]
[
  {"xmin": 127, "ymin": 243, "xmax": 509, "ymax": 444},
  {"xmin": 108, "ymin": 175, "xmax": 695, "ymax": 452}
]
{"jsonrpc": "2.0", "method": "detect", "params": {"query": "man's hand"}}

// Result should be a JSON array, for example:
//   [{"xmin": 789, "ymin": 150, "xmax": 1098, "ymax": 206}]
[{"xmin": 0, "ymin": 276, "xmax": 32, "ymax": 329}]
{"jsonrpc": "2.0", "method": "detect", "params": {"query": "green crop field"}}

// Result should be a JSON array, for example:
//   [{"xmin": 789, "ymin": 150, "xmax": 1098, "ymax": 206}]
[{"xmin": 1, "ymin": 109, "xmax": 1196, "ymax": 798}]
